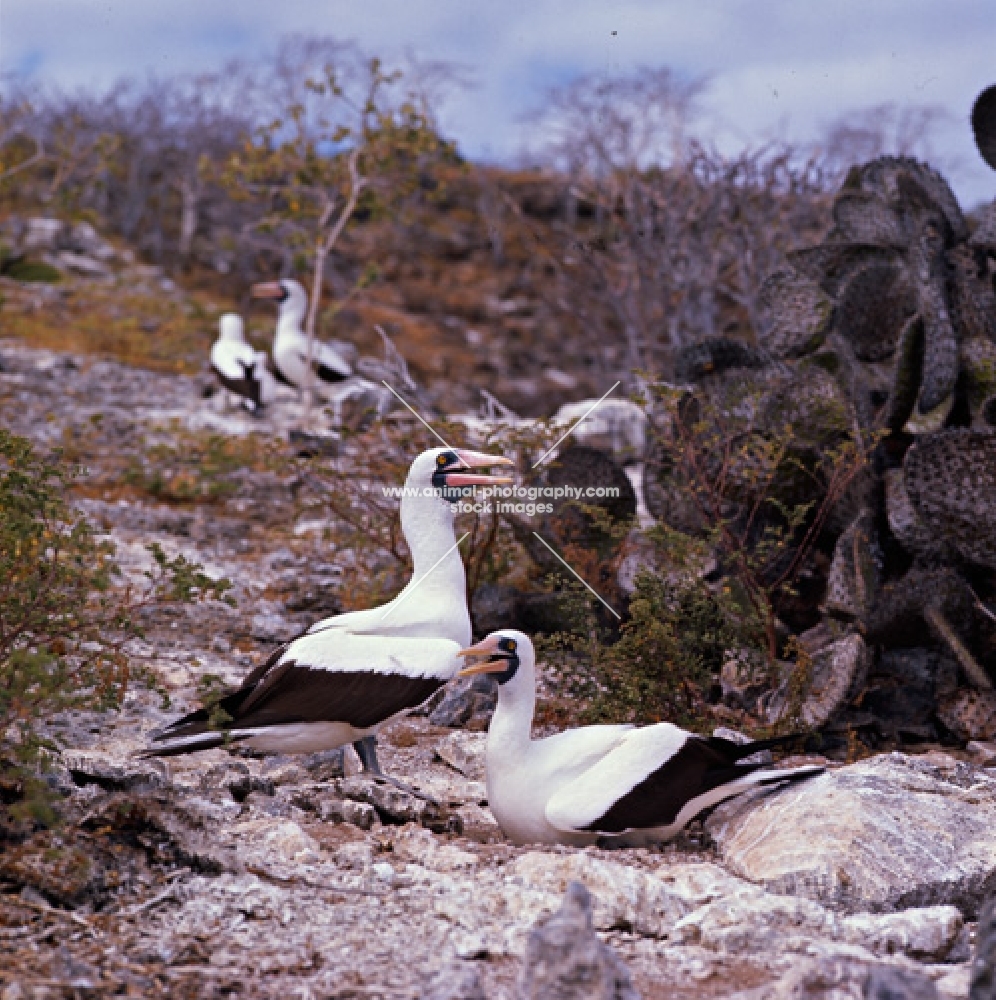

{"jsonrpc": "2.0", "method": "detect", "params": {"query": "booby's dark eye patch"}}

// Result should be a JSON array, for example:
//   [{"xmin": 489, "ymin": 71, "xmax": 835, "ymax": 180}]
[
  {"xmin": 432, "ymin": 450, "xmax": 473, "ymax": 502},
  {"xmin": 493, "ymin": 641, "xmax": 520, "ymax": 686}
]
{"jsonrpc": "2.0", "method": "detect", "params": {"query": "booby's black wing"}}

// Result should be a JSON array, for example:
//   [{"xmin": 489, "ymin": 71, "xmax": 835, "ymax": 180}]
[
  {"xmin": 143, "ymin": 633, "xmax": 455, "ymax": 757},
  {"xmin": 211, "ymin": 363, "xmax": 262, "ymax": 407},
  {"xmin": 550, "ymin": 731, "xmax": 819, "ymax": 835},
  {"xmin": 313, "ymin": 358, "xmax": 350, "ymax": 384},
  {"xmin": 223, "ymin": 657, "xmax": 444, "ymax": 730},
  {"xmin": 271, "ymin": 360, "xmax": 297, "ymax": 387}
]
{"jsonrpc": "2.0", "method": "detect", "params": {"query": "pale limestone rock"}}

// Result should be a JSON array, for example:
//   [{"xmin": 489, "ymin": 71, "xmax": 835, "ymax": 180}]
[
  {"xmin": 935, "ymin": 964, "xmax": 972, "ymax": 1000},
  {"xmin": 404, "ymin": 768, "xmax": 488, "ymax": 807},
  {"xmin": 430, "ymin": 875, "xmax": 560, "ymax": 958},
  {"xmin": 509, "ymin": 851, "xmax": 687, "ymax": 938},
  {"xmin": 972, "ymin": 896, "xmax": 996, "ymax": 999},
  {"xmin": 55, "ymin": 250, "xmax": 111, "ymax": 276},
  {"xmin": 454, "ymin": 802, "xmax": 503, "ymax": 840},
  {"xmin": 655, "ymin": 860, "xmax": 758, "ymax": 905},
  {"xmin": 330, "ymin": 840, "xmax": 375, "ymax": 870},
  {"xmin": 392, "ymin": 825, "xmax": 479, "ymax": 871},
  {"xmin": 671, "ymin": 888, "xmax": 837, "ymax": 953},
  {"xmin": 229, "ymin": 818, "xmax": 321, "ymax": 863},
  {"xmin": 62, "ymin": 748, "xmax": 168, "ymax": 791},
  {"xmin": 706, "ymin": 753, "xmax": 996, "ymax": 914},
  {"xmin": 435, "ymin": 731, "xmax": 488, "ymax": 782},
  {"xmin": 728, "ymin": 956, "xmax": 941, "ymax": 1000},
  {"xmin": 421, "ymin": 959, "xmax": 487, "ymax": 999},
  {"xmin": 519, "ymin": 882, "xmax": 641, "ymax": 1000},
  {"xmin": 840, "ymin": 906, "xmax": 963, "ymax": 962},
  {"xmin": 318, "ymin": 796, "xmax": 379, "ymax": 829}
]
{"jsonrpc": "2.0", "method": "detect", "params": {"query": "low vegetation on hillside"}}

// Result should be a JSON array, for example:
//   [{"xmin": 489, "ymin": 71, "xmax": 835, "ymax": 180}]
[{"xmin": 3, "ymin": 38, "xmax": 991, "ymax": 765}]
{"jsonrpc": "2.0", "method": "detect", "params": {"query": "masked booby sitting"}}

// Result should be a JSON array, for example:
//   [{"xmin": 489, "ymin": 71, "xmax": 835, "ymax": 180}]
[
  {"xmin": 250, "ymin": 279, "xmax": 352, "ymax": 393},
  {"xmin": 143, "ymin": 449, "xmax": 514, "ymax": 779},
  {"xmin": 459, "ymin": 631, "xmax": 824, "ymax": 846},
  {"xmin": 209, "ymin": 313, "xmax": 277, "ymax": 413}
]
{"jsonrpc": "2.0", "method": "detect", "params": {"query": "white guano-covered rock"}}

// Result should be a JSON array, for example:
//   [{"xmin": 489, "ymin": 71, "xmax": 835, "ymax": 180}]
[
  {"xmin": 706, "ymin": 752, "xmax": 996, "ymax": 914},
  {"xmin": 509, "ymin": 851, "xmax": 688, "ymax": 938},
  {"xmin": 228, "ymin": 818, "xmax": 321, "ymax": 864},
  {"xmin": 839, "ymin": 906, "xmax": 963, "ymax": 961},
  {"xmin": 672, "ymin": 888, "xmax": 837, "ymax": 954}
]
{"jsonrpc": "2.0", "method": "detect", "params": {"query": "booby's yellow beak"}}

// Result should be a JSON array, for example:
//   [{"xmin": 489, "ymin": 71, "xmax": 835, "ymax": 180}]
[
  {"xmin": 250, "ymin": 281, "xmax": 287, "ymax": 301},
  {"xmin": 445, "ymin": 450, "xmax": 514, "ymax": 487},
  {"xmin": 456, "ymin": 635, "xmax": 507, "ymax": 677}
]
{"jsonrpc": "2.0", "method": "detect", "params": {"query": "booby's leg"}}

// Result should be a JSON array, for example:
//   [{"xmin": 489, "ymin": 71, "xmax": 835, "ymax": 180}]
[
  {"xmin": 351, "ymin": 736, "xmax": 438, "ymax": 804},
  {"xmin": 352, "ymin": 736, "xmax": 382, "ymax": 774}
]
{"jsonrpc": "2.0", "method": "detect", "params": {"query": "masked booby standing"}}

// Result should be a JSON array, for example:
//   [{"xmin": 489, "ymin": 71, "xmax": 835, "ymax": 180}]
[
  {"xmin": 143, "ymin": 448, "xmax": 514, "ymax": 778},
  {"xmin": 459, "ymin": 631, "xmax": 824, "ymax": 846},
  {"xmin": 209, "ymin": 313, "xmax": 278, "ymax": 413},
  {"xmin": 250, "ymin": 279, "xmax": 352, "ymax": 394}
]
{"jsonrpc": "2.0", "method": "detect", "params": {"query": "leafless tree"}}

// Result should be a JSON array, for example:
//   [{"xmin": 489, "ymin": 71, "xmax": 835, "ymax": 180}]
[
  {"xmin": 0, "ymin": 88, "xmax": 46, "ymax": 190},
  {"xmin": 520, "ymin": 68, "xmax": 831, "ymax": 387},
  {"xmin": 818, "ymin": 102, "xmax": 954, "ymax": 177}
]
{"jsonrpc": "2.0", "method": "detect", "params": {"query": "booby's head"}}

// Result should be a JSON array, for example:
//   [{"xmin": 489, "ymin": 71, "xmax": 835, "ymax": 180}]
[
  {"xmin": 218, "ymin": 313, "xmax": 246, "ymax": 343},
  {"xmin": 457, "ymin": 629, "xmax": 533, "ymax": 687},
  {"xmin": 406, "ymin": 447, "xmax": 514, "ymax": 506},
  {"xmin": 250, "ymin": 279, "xmax": 308, "ymax": 322}
]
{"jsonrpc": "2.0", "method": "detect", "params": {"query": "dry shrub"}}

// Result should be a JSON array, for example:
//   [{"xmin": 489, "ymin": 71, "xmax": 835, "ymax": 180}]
[{"xmin": 0, "ymin": 429, "xmax": 231, "ymax": 825}]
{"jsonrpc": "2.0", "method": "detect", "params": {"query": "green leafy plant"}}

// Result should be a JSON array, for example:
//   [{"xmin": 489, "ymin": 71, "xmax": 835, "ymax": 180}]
[
  {"xmin": 539, "ymin": 554, "xmax": 747, "ymax": 728},
  {"xmin": 123, "ymin": 424, "xmax": 276, "ymax": 504},
  {"xmin": 649, "ymin": 382, "xmax": 868, "ymax": 662},
  {"xmin": 0, "ymin": 429, "xmax": 232, "ymax": 823}
]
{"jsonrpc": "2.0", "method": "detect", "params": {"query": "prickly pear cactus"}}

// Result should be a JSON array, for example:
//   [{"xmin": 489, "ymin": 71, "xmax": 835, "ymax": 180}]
[
  {"xmin": 657, "ymin": 113, "xmax": 996, "ymax": 741},
  {"xmin": 903, "ymin": 430, "xmax": 996, "ymax": 570},
  {"xmin": 775, "ymin": 154, "xmax": 985, "ymax": 436},
  {"xmin": 972, "ymin": 83, "xmax": 996, "ymax": 172},
  {"xmin": 755, "ymin": 270, "xmax": 833, "ymax": 359}
]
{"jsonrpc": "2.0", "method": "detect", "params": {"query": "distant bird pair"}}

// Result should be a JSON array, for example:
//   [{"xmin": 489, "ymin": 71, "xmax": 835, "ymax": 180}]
[
  {"xmin": 209, "ymin": 279, "xmax": 352, "ymax": 413},
  {"xmin": 144, "ymin": 447, "xmax": 822, "ymax": 845}
]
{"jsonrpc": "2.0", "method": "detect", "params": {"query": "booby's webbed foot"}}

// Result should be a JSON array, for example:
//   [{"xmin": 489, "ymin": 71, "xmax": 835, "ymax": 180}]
[{"xmin": 350, "ymin": 736, "xmax": 439, "ymax": 804}]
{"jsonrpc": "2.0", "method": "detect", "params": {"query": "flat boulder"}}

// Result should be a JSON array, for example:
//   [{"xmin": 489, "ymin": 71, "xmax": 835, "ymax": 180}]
[{"xmin": 705, "ymin": 752, "xmax": 996, "ymax": 915}]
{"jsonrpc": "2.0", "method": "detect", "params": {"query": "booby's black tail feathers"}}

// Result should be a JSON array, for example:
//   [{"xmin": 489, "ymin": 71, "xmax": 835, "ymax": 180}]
[
  {"xmin": 748, "ymin": 763, "xmax": 826, "ymax": 787},
  {"xmin": 707, "ymin": 732, "xmax": 815, "ymax": 763},
  {"xmin": 139, "ymin": 692, "xmax": 250, "ymax": 759},
  {"xmin": 137, "ymin": 729, "xmax": 237, "ymax": 759}
]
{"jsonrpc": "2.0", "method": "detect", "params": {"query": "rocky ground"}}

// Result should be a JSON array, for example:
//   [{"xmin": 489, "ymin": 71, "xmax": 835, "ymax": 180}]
[{"xmin": 0, "ymin": 339, "xmax": 993, "ymax": 999}]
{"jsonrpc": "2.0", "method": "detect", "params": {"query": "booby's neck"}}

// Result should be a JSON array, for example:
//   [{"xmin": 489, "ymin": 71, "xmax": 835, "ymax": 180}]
[
  {"xmin": 489, "ymin": 667, "xmax": 536, "ymax": 752},
  {"xmin": 399, "ymin": 490, "xmax": 465, "ymax": 596},
  {"xmin": 276, "ymin": 295, "xmax": 307, "ymax": 340}
]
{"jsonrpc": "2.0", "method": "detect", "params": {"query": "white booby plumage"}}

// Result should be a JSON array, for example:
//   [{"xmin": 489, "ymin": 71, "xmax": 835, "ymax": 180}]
[
  {"xmin": 209, "ymin": 313, "xmax": 277, "ymax": 413},
  {"xmin": 144, "ymin": 448, "xmax": 513, "ymax": 762},
  {"xmin": 250, "ymin": 279, "xmax": 352, "ymax": 393},
  {"xmin": 459, "ymin": 631, "xmax": 824, "ymax": 846}
]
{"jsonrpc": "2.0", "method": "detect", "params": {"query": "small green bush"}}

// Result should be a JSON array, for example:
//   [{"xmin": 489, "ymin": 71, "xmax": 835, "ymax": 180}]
[
  {"xmin": 0, "ymin": 428, "xmax": 231, "ymax": 823},
  {"xmin": 3, "ymin": 258, "xmax": 62, "ymax": 283},
  {"xmin": 540, "ymin": 565, "xmax": 745, "ymax": 728},
  {"xmin": 123, "ymin": 424, "xmax": 272, "ymax": 503}
]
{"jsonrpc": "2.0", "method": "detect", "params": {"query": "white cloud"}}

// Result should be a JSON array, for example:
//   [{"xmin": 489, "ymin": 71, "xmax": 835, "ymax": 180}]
[{"xmin": 2, "ymin": 0, "xmax": 994, "ymax": 203}]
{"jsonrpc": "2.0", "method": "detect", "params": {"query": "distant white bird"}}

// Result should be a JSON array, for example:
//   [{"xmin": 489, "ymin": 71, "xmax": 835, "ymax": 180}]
[
  {"xmin": 143, "ymin": 448, "xmax": 514, "ymax": 780},
  {"xmin": 459, "ymin": 630, "xmax": 824, "ymax": 846},
  {"xmin": 209, "ymin": 313, "xmax": 277, "ymax": 413},
  {"xmin": 250, "ymin": 279, "xmax": 352, "ymax": 393}
]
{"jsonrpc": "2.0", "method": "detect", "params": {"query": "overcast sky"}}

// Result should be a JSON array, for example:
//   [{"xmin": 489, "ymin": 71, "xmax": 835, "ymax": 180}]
[{"xmin": 3, "ymin": 1, "xmax": 995, "ymax": 207}]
